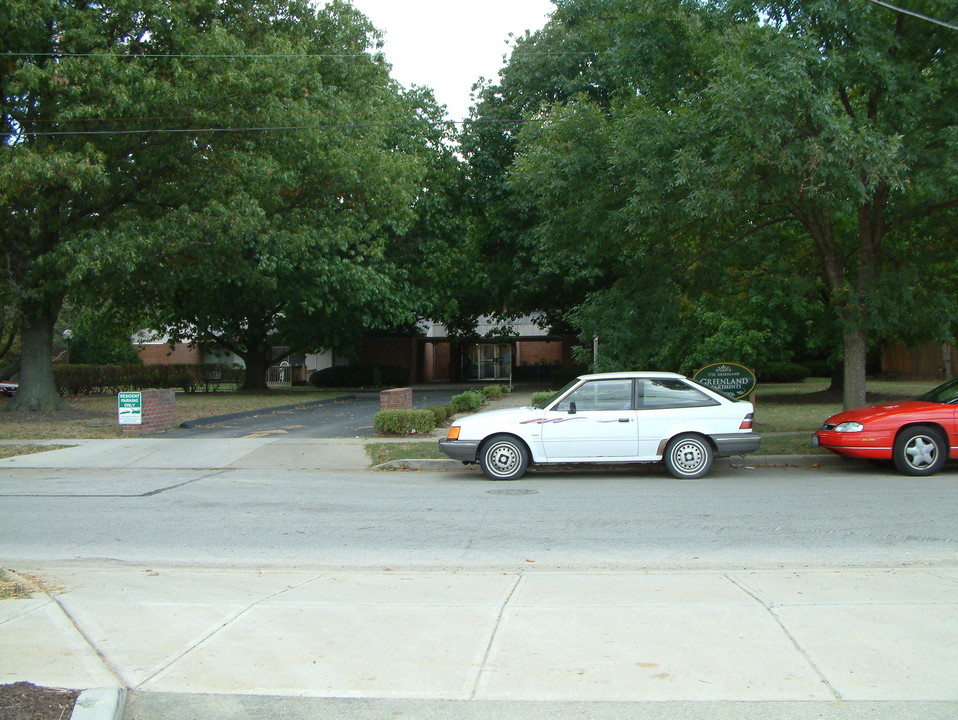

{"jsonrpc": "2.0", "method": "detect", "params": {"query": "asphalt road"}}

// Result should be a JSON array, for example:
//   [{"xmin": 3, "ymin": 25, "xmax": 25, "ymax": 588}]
[
  {"xmin": 174, "ymin": 389, "xmax": 463, "ymax": 438},
  {"xmin": 2, "ymin": 464, "xmax": 955, "ymax": 569}
]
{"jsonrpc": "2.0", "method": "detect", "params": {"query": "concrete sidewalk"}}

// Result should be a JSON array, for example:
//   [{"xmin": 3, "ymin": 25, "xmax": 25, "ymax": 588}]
[
  {"xmin": 2, "ymin": 564, "xmax": 957, "ymax": 719},
  {"xmin": 0, "ymin": 436, "xmax": 375, "ymax": 471}
]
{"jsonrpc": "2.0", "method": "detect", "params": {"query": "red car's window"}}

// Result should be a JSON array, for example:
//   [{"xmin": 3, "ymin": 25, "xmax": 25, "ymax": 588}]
[{"xmin": 917, "ymin": 379, "xmax": 958, "ymax": 404}]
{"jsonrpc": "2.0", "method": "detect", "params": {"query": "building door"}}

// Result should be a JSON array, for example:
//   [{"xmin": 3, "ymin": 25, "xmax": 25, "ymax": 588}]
[{"xmin": 464, "ymin": 343, "xmax": 512, "ymax": 381}]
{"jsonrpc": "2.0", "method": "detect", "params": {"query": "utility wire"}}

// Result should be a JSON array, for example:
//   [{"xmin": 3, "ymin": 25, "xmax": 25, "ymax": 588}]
[
  {"xmin": 0, "ymin": 49, "xmax": 597, "ymax": 60},
  {"xmin": 0, "ymin": 51, "xmax": 376, "ymax": 59},
  {"xmin": 865, "ymin": 0, "xmax": 958, "ymax": 30},
  {"xmin": 14, "ymin": 117, "xmax": 543, "ymax": 137}
]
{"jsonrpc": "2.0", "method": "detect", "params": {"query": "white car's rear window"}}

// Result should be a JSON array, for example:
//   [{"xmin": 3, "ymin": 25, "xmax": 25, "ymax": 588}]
[{"xmin": 640, "ymin": 379, "xmax": 718, "ymax": 409}]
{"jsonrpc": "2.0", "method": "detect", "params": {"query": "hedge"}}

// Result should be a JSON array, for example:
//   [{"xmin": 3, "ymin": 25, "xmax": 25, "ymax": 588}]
[
  {"xmin": 54, "ymin": 364, "xmax": 245, "ymax": 395},
  {"xmin": 756, "ymin": 362, "xmax": 811, "ymax": 383},
  {"xmin": 373, "ymin": 409, "xmax": 437, "ymax": 436}
]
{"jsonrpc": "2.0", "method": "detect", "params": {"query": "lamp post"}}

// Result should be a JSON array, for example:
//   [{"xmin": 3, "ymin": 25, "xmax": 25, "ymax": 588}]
[{"xmin": 62, "ymin": 329, "xmax": 73, "ymax": 364}]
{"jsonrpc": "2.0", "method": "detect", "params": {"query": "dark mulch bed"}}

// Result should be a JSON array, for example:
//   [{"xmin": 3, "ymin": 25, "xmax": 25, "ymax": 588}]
[{"xmin": 0, "ymin": 683, "xmax": 79, "ymax": 720}]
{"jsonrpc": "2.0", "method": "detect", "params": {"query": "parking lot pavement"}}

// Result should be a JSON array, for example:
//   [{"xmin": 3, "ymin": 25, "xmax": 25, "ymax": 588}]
[
  {"xmin": 173, "ymin": 388, "xmax": 477, "ymax": 439},
  {"xmin": 1, "ymin": 565, "xmax": 956, "ymax": 720}
]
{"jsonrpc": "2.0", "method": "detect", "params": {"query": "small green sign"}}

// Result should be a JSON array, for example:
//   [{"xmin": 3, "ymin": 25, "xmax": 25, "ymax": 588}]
[
  {"xmin": 117, "ymin": 391, "xmax": 142, "ymax": 425},
  {"xmin": 693, "ymin": 363, "xmax": 756, "ymax": 400}
]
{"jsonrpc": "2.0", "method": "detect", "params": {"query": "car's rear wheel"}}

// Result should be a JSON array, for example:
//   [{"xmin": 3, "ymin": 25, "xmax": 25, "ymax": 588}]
[
  {"xmin": 479, "ymin": 434, "xmax": 529, "ymax": 481},
  {"xmin": 893, "ymin": 425, "xmax": 946, "ymax": 476},
  {"xmin": 664, "ymin": 434, "xmax": 713, "ymax": 479}
]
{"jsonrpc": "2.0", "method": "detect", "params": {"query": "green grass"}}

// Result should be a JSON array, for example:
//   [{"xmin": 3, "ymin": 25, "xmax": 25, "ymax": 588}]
[
  {"xmin": 0, "ymin": 390, "xmax": 344, "ymax": 441},
  {"xmin": 756, "ymin": 433, "xmax": 830, "ymax": 456}
]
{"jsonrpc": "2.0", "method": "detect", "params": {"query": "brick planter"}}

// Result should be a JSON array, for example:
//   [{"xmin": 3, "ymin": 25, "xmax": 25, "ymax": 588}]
[
  {"xmin": 379, "ymin": 387, "xmax": 413, "ymax": 411},
  {"xmin": 120, "ymin": 389, "xmax": 176, "ymax": 434}
]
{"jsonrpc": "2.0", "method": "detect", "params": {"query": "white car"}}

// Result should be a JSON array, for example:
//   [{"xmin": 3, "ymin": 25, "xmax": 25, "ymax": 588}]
[{"xmin": 439, "ymin": 371, "xmax": 761, "ymax": 480}]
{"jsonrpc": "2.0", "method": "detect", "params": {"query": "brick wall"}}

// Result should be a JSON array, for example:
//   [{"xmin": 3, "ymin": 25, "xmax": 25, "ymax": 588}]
[
  {"xmin": 516, "ymin": 340, "xmax": 564, "ymax": 366},
  {"xmin": 380, "ymin": 387, "xmax": 412, "ymax": 410},
  {"xmin": 120, "ymin": 389, "xmax": 176, "ymax": 434},
  {"xmin": 359, "ymin": 338, "xmax": 417, "ymax": 381}
]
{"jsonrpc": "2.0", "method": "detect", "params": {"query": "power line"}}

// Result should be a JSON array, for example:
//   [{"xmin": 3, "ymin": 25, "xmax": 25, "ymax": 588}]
[
  {"xmin": 865, "ymin": 0, "xmax": 958, "ymax": 31},
  {"xmin": 13, "ymin": 117, "xmax": 543, "ymax": 137},
  {"xmin": 1, "ymin": 49, "xmax": 598, "ymax": 60},
  {"xmin": 0, "ymin": 51, "xmax": 375, "ymax": 59}
]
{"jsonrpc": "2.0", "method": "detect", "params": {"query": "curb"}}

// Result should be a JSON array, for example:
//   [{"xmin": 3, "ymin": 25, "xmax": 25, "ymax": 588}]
[
  {"xmin": 374, "ymin": 454, "xmax": 849, "ymax": 472},
  {"xmin": 71, "ymin": 688, "xmax": 125, "ymax": 720},
  {"xmin": 178, "ymin": 395, "xmax": 354, "ymax": 429}
]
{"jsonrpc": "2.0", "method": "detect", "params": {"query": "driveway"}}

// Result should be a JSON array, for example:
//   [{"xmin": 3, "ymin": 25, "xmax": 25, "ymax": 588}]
[{"xmin": 171, "ymin": 389, "xmax": 464, "ymax": 438}]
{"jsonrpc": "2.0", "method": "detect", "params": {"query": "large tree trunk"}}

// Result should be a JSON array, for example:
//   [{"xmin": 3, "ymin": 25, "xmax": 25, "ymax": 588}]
[
  {"xmin": 9, "ymin": 307, "xmax": 66, "ymax": 412},
  {"xmin": 240, "ymin": 344, "xmax": 271, "ymax": 391},
  {"xmin": 842, "ymin": 327, "xmax": 868, "ymax": 410}
]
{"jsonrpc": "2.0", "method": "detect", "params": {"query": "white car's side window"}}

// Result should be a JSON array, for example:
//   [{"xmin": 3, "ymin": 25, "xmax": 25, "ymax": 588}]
[
  {"xmin": 554, "ymin": 380, "xmax": 633, "ymax": 412},
  {"xmin": 639, "ymin": 379, "xmax": 717, "ymax": 409}
]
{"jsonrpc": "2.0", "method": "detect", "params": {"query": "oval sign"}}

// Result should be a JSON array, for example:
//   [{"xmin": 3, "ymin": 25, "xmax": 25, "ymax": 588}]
[{"xmin": 693, "ymin": 362, "xmax": 756, "ymax": 400}]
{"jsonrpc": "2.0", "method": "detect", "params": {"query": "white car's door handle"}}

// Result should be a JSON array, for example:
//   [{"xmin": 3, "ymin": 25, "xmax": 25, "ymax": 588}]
[{"xmin": 618, "ymin": 418, "xmax": 631, "ymax": 423}]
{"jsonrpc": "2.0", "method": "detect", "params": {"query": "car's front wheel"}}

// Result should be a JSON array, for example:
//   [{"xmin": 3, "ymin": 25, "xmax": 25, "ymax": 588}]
[
  {"xmin": 664, "ymin": 434, "xmax": 714, "ymax": 479},
  {"xmin": 479, "ymin": 434, "xmax": 529, "ymax": 481},
  {"xmin": 893, "ymin": 425, "xmax": 946, "ymax": 476}
]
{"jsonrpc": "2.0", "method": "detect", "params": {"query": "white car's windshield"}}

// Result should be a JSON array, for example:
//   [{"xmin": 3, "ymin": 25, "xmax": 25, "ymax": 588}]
[
  {"xmin": 917, "ymin": 378, "xmax": 958, "ymax": 404},
  {"xmin": 533, "ymin": 379, "xmax": 581, "ymax": 409}
]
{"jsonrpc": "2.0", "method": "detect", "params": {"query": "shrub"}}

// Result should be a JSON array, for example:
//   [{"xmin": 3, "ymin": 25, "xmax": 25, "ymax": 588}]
[
  {"xmin": 373, "ymin": 409, "xmax": 436, "ymax": 436},
  {"xmin": 531, "ymin": 390, "xmax": 557, "ymax": 406},
  {"xmin": 451, "ymin": 390, "xmax": 484, "ymax": 413},
  {"xmin": 309, "ymin": 364, "xmax": 409, "ymax": 388},
  {"xmin": 480, "ymin": 384, "xmax": 506, "ymax": 401},
  {"xmin": 757, "ymin": 362, "xmax": 810, "ymax": 383},
  {"xmin": 428, "ymin": 404, "xmax": 454, "ymax": 426}
]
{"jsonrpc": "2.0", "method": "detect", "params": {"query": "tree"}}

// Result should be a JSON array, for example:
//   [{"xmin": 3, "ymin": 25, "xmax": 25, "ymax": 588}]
[
  {"xmin": 681, "ymin": 0, "xmax": 958, "ymax": 406},
  {"xmin": 1, "ymin": 0, "xmax": 438, "ymax": 403},
  {"xmin": 471, "ymin": 0, "xmax": 958, "ymax": 408},
  {"xmin": 122, "ymin": 4, "xmax": 442, "ymax": 390}
]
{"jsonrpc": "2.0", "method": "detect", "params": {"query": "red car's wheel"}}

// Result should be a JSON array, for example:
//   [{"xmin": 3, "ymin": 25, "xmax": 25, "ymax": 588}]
[{"xmin": 893, "ymin": 425, "xmax": 946, "ymax": 476}]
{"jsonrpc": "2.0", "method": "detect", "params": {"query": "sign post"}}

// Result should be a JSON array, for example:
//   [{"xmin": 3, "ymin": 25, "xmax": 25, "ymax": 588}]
[
  {"xmin": 692, "ymin": 363, "xmax": 757, "ymax": 401},
  {"xmin": 117, "ymin": 391, "xmax": 143, "ymax": 425}
]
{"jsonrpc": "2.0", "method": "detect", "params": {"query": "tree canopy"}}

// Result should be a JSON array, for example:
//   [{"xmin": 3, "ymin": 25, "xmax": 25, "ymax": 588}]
[
  {"xmin": 465, "ymin": 0, "xmax": 958, "ymax": 407},
  {"xmin": 2, "ymin": 0, "xmax": 456, "ymax": 401}
]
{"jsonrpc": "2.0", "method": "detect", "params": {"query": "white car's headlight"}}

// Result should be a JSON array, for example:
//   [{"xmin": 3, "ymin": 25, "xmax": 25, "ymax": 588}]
[{"xmin": 834, "ymin": 421, "xmax": 864, "ymax": 433}]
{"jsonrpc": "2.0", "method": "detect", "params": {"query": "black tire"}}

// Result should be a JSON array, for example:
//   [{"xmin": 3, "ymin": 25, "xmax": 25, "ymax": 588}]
[
  {"xmin": 479, "ymin": 434, "xmax": 529, "ymax": 481},
  {"xmin": 664, "ymin": 434, "xmax": 714, "ymax": 479},
  {"xmin": 893, "ymin": 425, "xmax": 946, "ymax": 476}
]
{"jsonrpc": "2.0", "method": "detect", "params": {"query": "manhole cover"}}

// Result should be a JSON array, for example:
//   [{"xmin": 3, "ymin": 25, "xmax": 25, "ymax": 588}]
[{"xmin": 487, "ymin": 488, "xmax": 539, "ymax": 495}]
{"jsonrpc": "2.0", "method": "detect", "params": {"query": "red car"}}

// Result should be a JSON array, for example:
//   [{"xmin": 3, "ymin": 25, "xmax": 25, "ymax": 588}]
[{"xmin": 814, "ymin": 378, "xmax": 958, "ymax": 476}]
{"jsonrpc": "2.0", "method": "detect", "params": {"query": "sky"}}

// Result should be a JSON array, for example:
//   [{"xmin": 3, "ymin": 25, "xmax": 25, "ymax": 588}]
[{"xmin": 346, "ymin": 0, "xmax": 556, "ymax": 122}]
